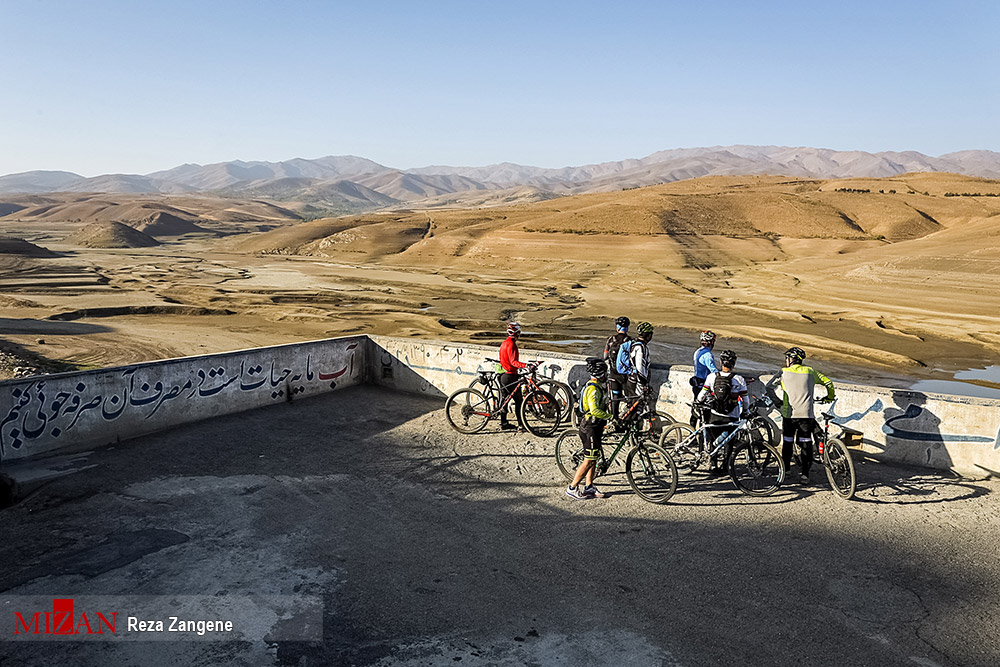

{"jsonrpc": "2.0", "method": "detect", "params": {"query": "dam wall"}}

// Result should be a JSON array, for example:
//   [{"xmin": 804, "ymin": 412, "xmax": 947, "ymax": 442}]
[
  {"xmin": 370, "ymin": 335, "xmax": 1000, "ymax": 475},
  {"xmin": 0, "ymin": 336, "xmax": 367, "ymax": 462},
  {"xmin": 2, "ymin": 333, "xmax": 998, "ymax": 476}
]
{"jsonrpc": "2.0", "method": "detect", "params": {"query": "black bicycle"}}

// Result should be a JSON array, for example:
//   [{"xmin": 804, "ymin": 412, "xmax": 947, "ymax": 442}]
[
  {"xmin": 555, "ymin": 406, "xmax": 678, "ymax": 504},
  {"xmin": 470, "ymin": 358, "xmax": 574, "ymax": 424},
  {"xmin": 807, "ymin": 398, "xmax": 858, "ymax": 500},
  {"xmin": 445, "ymin": 361, "xmax": 562, "ymax": 437},
  {"xmin": 573, "ymin": 383, "xmax": 675, "ymax": 440}
]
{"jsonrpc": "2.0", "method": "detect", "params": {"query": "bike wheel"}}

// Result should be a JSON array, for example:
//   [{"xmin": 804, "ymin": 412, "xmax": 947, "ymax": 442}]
[
  {"xmin": 637, "ymin": 410, "xmax": 676, "ymax": 442},
  {"xmin": 444, "ymin": 388, "xmax": 491, "ymax": 434},
  {"xmin": 625, "ymin": 442, "xmax": 678, "ymax": 504},
  {"xmin": 555, "ymin": 430, "xmax": 586, "ymax": 480},
  {"xmin": 823, "ymin": 438, "xmax": 857, "ymax": 500},
  {"xmin": 520, "ymin": 389, "xmax": 562, "ymax": 437},
  {"xmin": 749, "ymin": 414, "xmax": 779, "ymax": 448},
  {"xmin": 729, "ymin": 438, "xmax": 785, "ymax": 496},
  {"xmin": 537, "ymin": 380, "xmax": 573, "ymax": 424},
  {"xmin": 658, "ymin": 422, "xmax": 699, "ymax": 471}
]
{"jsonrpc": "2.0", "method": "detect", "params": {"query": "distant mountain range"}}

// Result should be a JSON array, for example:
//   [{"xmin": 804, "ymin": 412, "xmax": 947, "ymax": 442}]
[{"xmin": 3, "ymin": 146, "xmax": 1000, "ymax": 216}]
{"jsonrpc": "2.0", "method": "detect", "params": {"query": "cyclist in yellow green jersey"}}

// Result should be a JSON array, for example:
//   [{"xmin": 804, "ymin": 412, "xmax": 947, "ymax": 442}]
[
  {"xmin": 567, "ymin": 357, "xmax": 619, "ymax": 500},
  {"xmin": 780, "ymin": 346, "xmax": 835, "ymax": 484}
]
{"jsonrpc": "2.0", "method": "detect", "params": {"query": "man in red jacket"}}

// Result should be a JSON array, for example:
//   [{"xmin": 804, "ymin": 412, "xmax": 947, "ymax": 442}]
[{"xmin": 499, "ymin": 322, "xmax": 535, "ymax": 431}]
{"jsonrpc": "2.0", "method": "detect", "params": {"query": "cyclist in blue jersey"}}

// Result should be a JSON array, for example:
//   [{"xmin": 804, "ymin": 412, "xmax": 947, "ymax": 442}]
[{"xmin": 691, "ymin": 330, "xmax": 718, "ymax": 425}]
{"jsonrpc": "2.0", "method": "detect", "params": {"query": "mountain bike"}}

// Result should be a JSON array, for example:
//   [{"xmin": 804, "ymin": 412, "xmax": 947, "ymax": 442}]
[
  {"xmin": 445, "ymin": 361, "xmax": 562, "ymax": 437},
  {"xmin": 801, "ymin": 398, "xmax": 858, "ymax": 500},
  {"xmin": 657, "ymin": 396, "xmax": 785, "ymax": 496},
  {"xmin": 470, "ymin": 358, "xmax": 574, "ymax": 424},
  {"xmin": 555, "ymin": 412, "xmax": 678, "ymax": 504},
  {"xmin": 742, "ymin": 377, "xmax": 780, "ymax": 448},
  {"xmin": 574, "ymin": 383, "xmax": 674, "ymax": 436}
]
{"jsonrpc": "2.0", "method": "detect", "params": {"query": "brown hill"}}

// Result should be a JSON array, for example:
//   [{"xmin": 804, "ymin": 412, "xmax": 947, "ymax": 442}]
[
  {"xmin": 0, "ymin": 237, "xmax": 59, "ymax": 257},
  {"xmin": 0, "ymin": 193, "xmax": 301, "ymax": 232},
  {"xmin": 67, "ymin": 221, "xmax": 161, "ymax": 248},
  {"xmin": 386, "ymin": 185, "xmax": 560, "ymax": 210},
  {"xmin": 129, "ymin": 211, "xmax": 209, "ymax": 236},
  {"xmin": 240, "ymin": 173, "xmax": 1000, "ymax": 261}
]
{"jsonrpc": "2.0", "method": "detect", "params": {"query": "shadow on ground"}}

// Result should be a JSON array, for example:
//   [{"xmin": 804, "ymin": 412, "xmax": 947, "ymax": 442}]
[{"xmin": 0, "ymin": 386, "xmax": 997, "ymax": 667}]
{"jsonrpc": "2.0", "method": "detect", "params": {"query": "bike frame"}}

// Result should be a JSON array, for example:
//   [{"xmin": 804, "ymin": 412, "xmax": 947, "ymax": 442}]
[
  {"xmin": 675, "ymin": 416, "xmax": 752, "ymax": 465},
  {"xmin": 591, "ymin": 421, "xmax": 650, "ymax": 475},
  {"xmin": 476, "ymin": 360, "xmax": 549, "ymax": 420},
  {"xmin": 815, "ymin": 398, "xmax": 843, "ymax": 461}
]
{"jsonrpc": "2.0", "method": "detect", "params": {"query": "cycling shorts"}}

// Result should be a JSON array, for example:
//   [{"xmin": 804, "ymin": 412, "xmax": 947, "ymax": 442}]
[{"xmin": 579, "ymin": 424, "xmax": 605, "ymax": 461}]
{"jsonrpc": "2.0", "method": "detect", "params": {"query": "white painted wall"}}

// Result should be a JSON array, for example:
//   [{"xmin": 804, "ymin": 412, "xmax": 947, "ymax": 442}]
[
  {"xmin": 3, "ymin": 333, "xmax": 997, "ymax": 476},
  {"xmin": 0, "ymin": 336, "xmax": 367, "ymax": 462},
  {"xmin": 370, "ymin": 335, "xmax": 1000, "ymax": 475}
]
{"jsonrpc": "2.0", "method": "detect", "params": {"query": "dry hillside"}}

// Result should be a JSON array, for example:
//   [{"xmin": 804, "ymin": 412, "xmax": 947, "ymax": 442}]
[
  {"xmin": 2, "ymin": 173, "xmax": 999, "ymax": 387},
  {"xmin": 0, "ymin": 193, "xmax": 302, "ymax": 232},
  {"xmin": 67, "ymin": 221, "xmax": 161, "ymax": 248}
]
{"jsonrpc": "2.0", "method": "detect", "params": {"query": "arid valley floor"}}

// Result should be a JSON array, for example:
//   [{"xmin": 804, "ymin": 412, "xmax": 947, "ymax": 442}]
[{"xmin": 2, "ymin": 173, "xmax": 1000, "ymax": 395}]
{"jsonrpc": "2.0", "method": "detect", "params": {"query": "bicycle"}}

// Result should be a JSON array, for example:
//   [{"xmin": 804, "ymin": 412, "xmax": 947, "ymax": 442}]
[
  {"xmin": 798, "ymin": 398, "xmax": 858, "ymax": 500},
  {"xmin": 741, "ymin": 377, "xmax": 781, "ymax": 448},
  {"xmin": 571, "ymin": 379, "xmax": 675, "ymax": 432},
  {"xmin": 611, "ymin": 386, "xmax": 675, "ymax": 440},
  {"xmin": 470, "ymin": 358, "xmax": 574, "ymax": 425},
  {"xmin": 555, "ymin": 407, "xmax": 679, "ymax": 504},
  {"xmin": 445, "ymin": 361, "xmax": 562, "ymax": 437},
  {"xmin": 657, "ymin": 396, "xmax": 785, "ymax": 496},
  {"xmin": 683, "ymin": 385, "xmax": 779, "ymax": 453}
]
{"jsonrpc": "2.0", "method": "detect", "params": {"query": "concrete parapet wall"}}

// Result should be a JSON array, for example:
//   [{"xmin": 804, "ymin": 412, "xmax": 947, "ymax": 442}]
[
  {"xmin": 369, "ymin": 335, "xmax": 1000, "ymax": 475},
  {"xmin": 0, "ymin": 336, "xmax": 367, "ymax": 462},
  {"xmin": 3, "ymin": 333, "xmax": 999, "ymax": 476}
]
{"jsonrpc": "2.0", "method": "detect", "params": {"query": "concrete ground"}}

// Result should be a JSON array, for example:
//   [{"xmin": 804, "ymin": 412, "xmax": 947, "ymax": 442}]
[{"xmin": 1, "ymin": 385, "xmax": 998, "ymax": 666}]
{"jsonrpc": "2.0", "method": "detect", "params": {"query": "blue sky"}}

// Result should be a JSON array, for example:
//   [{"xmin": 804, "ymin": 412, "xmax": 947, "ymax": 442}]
[{"xmin": 1, "ymin": 0, "xmax": 997, "ymax": 176}]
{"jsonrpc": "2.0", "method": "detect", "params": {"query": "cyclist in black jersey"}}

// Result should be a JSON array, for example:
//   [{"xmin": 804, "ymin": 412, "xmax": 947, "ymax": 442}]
[{"xmin": 603, "ymin": 316, "xmax": 631, "ymax": 419}]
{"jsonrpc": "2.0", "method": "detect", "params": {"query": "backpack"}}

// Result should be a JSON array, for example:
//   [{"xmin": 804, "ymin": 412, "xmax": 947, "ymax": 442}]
[
  {"xmin": 616, "ymin": 340, "xmax": 635, "ymax": 375},
  {"xmin": 711, "ymin": 373, "xmax": 737, "ymax": 414},
  {"xmin": 606, "ymin": 333, "xmax": 630, "ymax": 373}
]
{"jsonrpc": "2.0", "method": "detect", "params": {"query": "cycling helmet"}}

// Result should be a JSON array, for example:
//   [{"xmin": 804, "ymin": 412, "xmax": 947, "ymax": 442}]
[
  {"xmin": 585, "ymin": 356, "xmax": 608, "ymax": 379},
  {"xmin": 720, "ymin": 349, "xmax": 737, "ymax": 368},
  {"xmin": 636, "ymin": 321, "xmax": 653, "ymax": 338},
  {"xmin": 506, "ymin": 322, "xmax": 521, "ymax": 337},
  {"xmin": 785, "ymin": 346, "xmax": 806, "ymax": 364},
  {"xmin": 615, "ymin": 316, "xmax": 630, "ymax": 331},
  {"xmin": 700, "ymin": 330, "xmax": 716, "ymax": 345}
]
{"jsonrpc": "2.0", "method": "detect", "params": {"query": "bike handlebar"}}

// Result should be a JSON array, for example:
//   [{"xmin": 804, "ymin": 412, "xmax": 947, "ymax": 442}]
[{"xmin": 482, "ymin": 358, "xmax": 544, "ymax": 371}]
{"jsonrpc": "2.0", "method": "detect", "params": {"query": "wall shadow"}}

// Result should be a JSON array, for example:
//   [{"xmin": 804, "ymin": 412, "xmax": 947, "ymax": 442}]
[
  {"xmin": 0, "ymin": 317, "xmax": 113, "ymax": 335},
  {"xmin": 1, "ymin": 386, "xmax": 997, "ymax": 667}
]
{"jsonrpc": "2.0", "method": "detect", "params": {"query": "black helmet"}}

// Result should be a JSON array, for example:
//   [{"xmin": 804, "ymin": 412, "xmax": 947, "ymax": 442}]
[
  {"xmin": 615, "ymin": 316, "xmax": 630, "ymax": 330},
  {"xmin": 785, "ymin": 346, "xmax": 806, "ymax": 364},
  {"xmin": 720, "ymin": 350, "xmax": 737, "ymax": 368},
  {"xmin": 635, "ymin": 321, "xmax": 653, "ymax": 339},
  {"xmin": 585, "ymin": 357, "xmax": 608, "ymax": 379}
]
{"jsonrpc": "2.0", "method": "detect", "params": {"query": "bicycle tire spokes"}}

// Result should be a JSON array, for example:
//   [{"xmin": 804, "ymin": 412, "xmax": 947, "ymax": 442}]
[
  {"xmin": 729, "ymin": 441, "xmax": 784, "ymax": 496},
  {"xmin": 625, "ymin": 443, "xmax": 678, "ymax": 503},
  {"xmin": 445, "ymin": 388, "xmax": 492, "ymax": 434},
  {"xmin": 823, "ymin": 438, "xmax": 857, "ymax": 500}
]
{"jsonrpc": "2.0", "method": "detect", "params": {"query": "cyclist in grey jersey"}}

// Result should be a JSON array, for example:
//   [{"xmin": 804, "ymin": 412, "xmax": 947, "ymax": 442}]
[{"xmin": 780, "ymin": 346, "xmax": 835, "ymax": 483}]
